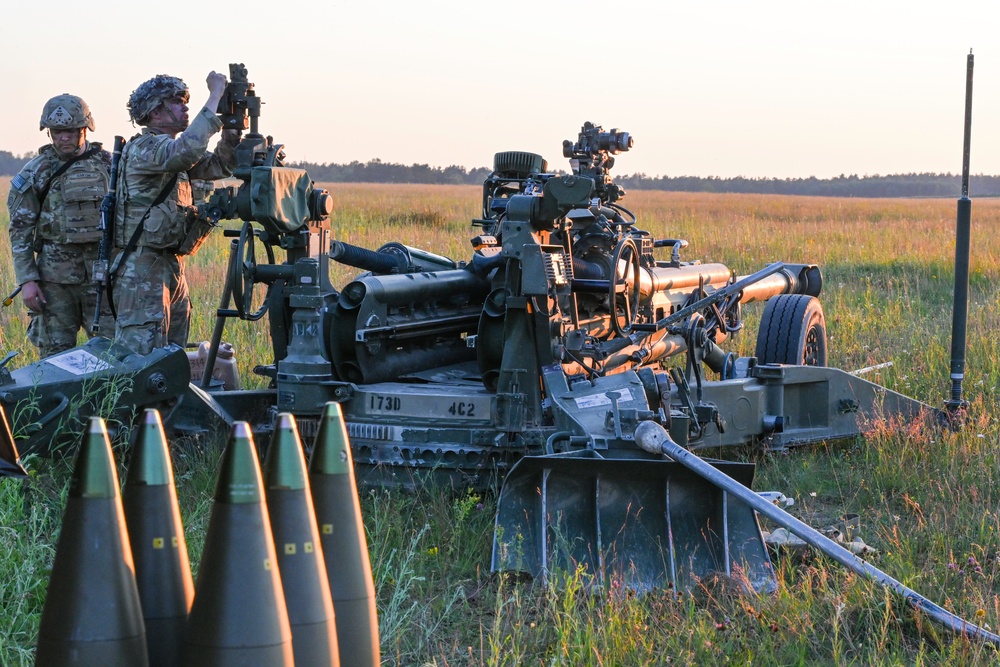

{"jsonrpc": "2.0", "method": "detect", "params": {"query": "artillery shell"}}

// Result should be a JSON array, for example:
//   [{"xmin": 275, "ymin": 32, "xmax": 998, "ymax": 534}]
[
  {"xmin": 122, "ymin": 408, "xmax": 193, "ymax": 667},
  {"xmin": 183, "ymin": 422, "xmax": 293, "ymax": 666},
  {"xmin": 35, "ymin": 417, "xmax": 148, "ymax": 666},
  {"xmin": 264, "ymin": 412, "xmax": 339, "ymax": 666},
  {"xmin": 309, "ymin": 401, "xmax": 380, "ymax": 667}
]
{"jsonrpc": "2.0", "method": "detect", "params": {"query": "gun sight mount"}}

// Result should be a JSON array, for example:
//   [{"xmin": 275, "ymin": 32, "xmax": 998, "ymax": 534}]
[
  {"xmin": 562, "ymin": 121, "xmax": 632, "ymax": 204},
  {"xmin": 217, "ymin": 63, "xmax": 260, "ymax": 134}
]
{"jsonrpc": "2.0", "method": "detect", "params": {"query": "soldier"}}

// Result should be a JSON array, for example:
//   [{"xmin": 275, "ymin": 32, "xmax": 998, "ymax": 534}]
[
  {"xmin": 112, "ymin": 71, "xmax": 239, "ymax": 355},
  {"xmin": 6, "ymin": 94, "xmax": 115, "ymax": 357}
]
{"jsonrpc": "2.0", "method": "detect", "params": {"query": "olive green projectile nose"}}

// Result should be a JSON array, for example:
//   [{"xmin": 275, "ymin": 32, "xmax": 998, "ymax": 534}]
[
  {"xmin": 309, "ymin": 403, "xmax": 352, "ymax": 476},
  {"xmin": 70, "ymin": 417, "xmax": 120, "ymax": 499},
  {"xmin": 126, "ymin": 409, "xmax": 174, "ymax": 487},
  {"xmin": 263, "ymin": 413, "xmax": 307, "ymax": 492},
  {"xmin": 215, "ymin": 422, "xmax": 264, "ymax": 504}
]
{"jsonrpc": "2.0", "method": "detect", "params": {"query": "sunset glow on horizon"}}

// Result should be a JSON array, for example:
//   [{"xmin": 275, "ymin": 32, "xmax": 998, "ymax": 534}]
[{"xmin": 3, "ymin": 0, "xmax": 1000, "ymax": 179}]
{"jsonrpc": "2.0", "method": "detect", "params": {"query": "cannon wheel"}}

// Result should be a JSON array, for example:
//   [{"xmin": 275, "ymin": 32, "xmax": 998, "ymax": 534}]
[
  {"xmin": 755, "ymin": 294, "xmax": 827, "ymax": 366},
  {"xmin": 610, "ymin": 238, "xmax": 641, "ymax": 336},
  {"xmin": 231, "ymin": 221, "xmax": 276, "ymax": 321}
]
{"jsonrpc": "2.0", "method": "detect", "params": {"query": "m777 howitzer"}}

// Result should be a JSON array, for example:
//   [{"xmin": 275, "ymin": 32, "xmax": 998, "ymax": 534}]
[
  {"xmin": 174, "ymin": 115, "xmax": 937, "ymax": 597},
  {"xmin": 6, "ymin": 61, "xmax": 995, "ymax": 647},
  {"xmin": 0, "ymin": 71, "xmax": 937, "ymax": 596}
]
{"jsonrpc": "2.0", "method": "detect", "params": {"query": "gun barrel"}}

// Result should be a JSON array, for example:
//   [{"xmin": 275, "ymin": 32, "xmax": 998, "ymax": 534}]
[
  {"xmin": 640, "ymin": 263, "xmax": 732, "ymax": 296},
  {"xmin": 638, "ymin": 263, "xmax": 820, "ymax": 304},
  {"xmin": 737, "ymin": 263, "xmax": 822, "ymax": 303}
]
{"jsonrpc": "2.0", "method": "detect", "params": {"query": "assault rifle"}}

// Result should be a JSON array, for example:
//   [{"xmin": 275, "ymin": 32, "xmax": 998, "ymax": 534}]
[{"xmin": 91, "ymin": 135, "xmax": 125, "ymax": 333}]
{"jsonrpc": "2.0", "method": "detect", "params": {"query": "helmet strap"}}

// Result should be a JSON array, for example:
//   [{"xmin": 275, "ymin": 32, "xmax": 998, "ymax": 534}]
[{"xmin": 48, "ymin": 128, "xmax": 87, "ymax": 158}]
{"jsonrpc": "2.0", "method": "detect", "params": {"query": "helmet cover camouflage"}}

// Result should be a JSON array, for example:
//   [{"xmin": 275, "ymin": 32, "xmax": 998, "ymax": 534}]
[
  {"xmin": 39, "ymin": 94, "xmax": 95, "ymax": 131},
  {"xmin": 127, "ymin": 75, "xmax": 190, "ymax": 125}
]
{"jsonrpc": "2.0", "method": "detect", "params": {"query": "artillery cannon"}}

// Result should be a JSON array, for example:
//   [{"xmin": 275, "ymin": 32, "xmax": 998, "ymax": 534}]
[{"xmin": 0, "ymin": 68, "xmax": 939, "ymax": 597}]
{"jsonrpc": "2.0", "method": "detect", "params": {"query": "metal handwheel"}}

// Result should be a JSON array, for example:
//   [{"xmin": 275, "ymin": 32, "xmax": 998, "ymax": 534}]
[
  {"xmin": 609, "ymin": 237, "xmax": 641, "ymax": 336},
  {"xmin": 231, "ymin": 221, "xmax": 276, "ymax": 321}
]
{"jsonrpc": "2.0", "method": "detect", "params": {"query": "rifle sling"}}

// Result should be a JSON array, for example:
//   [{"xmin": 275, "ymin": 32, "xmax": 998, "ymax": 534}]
[
  {"xmin": 36, "ymin": 145, "xmax": 103, "ymax": 206},
  {"xmin": 107, "ymin": 172, "xmax": 179, "ymax": 316},
  {"xmin": 31, "ymin": 146, "xmax": 104, "ymax": 258}
]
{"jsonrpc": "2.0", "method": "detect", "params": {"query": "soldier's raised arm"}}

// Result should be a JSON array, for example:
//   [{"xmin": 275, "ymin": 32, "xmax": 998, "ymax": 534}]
[{"xmin": 125, "ymin": 73, "xmax": 233, "ymax": 175}]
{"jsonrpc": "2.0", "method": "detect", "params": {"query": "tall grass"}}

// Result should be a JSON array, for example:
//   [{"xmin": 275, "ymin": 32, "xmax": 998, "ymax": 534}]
[{"xmin": 3, "ymin": 177, "xmax": 1000, "ymax": 665}]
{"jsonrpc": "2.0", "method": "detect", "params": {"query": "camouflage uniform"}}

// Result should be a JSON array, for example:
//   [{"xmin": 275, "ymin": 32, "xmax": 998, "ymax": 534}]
[
  {"xmin": 7, "ymin": 143, "xmax": 115, "ymax": 357},
  {"xmin": 112, "ymin": 104, "xmax": 237, "ymax": 355}
]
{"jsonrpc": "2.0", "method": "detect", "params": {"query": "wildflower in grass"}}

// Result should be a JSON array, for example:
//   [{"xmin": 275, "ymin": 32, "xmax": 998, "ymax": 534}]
[{"xmin": 427, "ymin": 546, "xmax": 439, "ymax": 556}]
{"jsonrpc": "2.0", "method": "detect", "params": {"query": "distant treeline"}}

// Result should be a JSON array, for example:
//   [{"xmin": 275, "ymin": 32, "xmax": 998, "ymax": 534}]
[
  {"xmin": 3, "ymin": 149, "xmax": 998, "ymax": 198},
  {"xmin": 290, "ymin": 159, "xmax": 493, "ymax": 185},
  {"xmin": 290, "ymin": 160, "xmax": 1000, "ymax": 198},
  {"xmin": 616, "ymin": 173, "xmax": 1000, "ymax": 198},
  {"xmin": 0, "ymin": 151, "xmax": 33, "ymax": 177}
]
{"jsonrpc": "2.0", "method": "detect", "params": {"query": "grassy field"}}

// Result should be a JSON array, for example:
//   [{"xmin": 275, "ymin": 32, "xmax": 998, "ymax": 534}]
[{"xmin": 3, "ymin": 179, "xmax": 1000, "ymax": 665}]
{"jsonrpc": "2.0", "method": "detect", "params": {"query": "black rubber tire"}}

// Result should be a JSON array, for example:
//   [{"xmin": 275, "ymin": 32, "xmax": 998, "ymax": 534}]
[
  {"xmin": 492, "ymin": 151, "xmax": 546, "ymax": 178},
  {"xmin": 755, "ymin": 294, "xmax": 827, "ymax": 366}
]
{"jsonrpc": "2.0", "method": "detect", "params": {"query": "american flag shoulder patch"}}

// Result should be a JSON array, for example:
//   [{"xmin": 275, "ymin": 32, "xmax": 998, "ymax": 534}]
[{"xmin": 10, "ymin": 173, "xmax": 27, "ymax": 191}]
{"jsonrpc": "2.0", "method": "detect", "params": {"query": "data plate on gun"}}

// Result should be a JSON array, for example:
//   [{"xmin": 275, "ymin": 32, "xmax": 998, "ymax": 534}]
[{"xmin": 353, "ymin": 383, "xmax": 492, "ymax": 422}]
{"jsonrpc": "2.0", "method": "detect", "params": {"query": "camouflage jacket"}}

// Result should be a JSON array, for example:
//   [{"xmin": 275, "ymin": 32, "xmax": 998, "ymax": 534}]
[
  {"xmin": 115, "ymin": 106, "xmax": 237, "ymax": 251},
  {"xmin": 7, "ymin": 142, "xmax": 112, "ymax": 285}
]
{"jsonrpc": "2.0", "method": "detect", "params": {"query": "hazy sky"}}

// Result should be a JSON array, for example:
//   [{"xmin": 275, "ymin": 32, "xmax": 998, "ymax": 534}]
[{"xmin": 3, "ymin": 0, "xmax": 1000, "ymax": 179}]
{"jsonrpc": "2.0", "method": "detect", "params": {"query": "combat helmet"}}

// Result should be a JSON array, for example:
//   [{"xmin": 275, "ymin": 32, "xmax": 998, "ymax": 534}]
[
  {"xmin": 127, "ymin": 75, "xmax": 190, "ymax": 125},
  {"xmin": 39, "ymin": 94, "xmax": 95, "ymax": 132}
]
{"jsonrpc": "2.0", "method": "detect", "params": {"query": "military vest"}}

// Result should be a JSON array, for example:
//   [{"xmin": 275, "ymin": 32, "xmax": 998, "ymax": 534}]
[
  {"xmin": 115, "ymin": 134, "xmax": 194, "ymax": 250},
  {"xmin": 37, "ymin": 144, "xmax": 109, "ymax": 245}
]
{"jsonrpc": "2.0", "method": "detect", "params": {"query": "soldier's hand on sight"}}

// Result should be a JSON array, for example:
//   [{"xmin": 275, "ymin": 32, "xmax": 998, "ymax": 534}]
[
  {"xmin": 21, "ymin": 281, "xmax": 46, "ymax": 313},
  {"xmin": 207, "ymin": 71, "xmax": 228, "ymax": 96}
]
